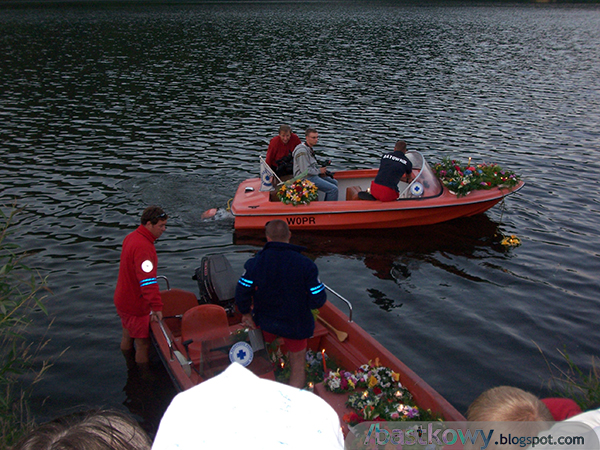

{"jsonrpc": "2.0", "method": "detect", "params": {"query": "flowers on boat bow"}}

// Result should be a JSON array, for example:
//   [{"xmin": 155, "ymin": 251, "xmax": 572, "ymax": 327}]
[
  {"xmin": 324, "ymin": 360, "xmax": 436, "ymax": 424},
  {"xmin": 277, "ymin": 179, "xmax": 318, "ymax": 206},
  {"xmin": 433, "ymin": 158, "xmax": 520, "ymax": 197}
]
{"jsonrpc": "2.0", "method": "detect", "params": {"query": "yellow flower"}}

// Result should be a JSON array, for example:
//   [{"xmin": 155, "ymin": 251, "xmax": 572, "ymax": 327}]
[
  {"xmin": 368, "ymin": 376, "xmax": 378, "ymax": 387},
  {"xmin": 391, "ymin": 371, "xmax": 400, "ymax": 382}
]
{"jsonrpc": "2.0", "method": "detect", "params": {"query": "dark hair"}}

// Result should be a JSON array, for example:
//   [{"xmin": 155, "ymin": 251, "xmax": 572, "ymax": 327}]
[
  {"xmin": 12, "ymin": 409, "xmax": 152, "ymax": 450},
  {"xmin": 305, "ymin": 127, "xmax": 318, "ymax": 137},
  {"xmin": 265, "ymin": 220, "xmax": 291, "ymax": 242},
  {"xmin": 140, "ymin": 206, "xmax": 167, "ymax": 225},
  {"xmin": 394, "ymin": 140, "xmax": 407, "ymax": 153}
]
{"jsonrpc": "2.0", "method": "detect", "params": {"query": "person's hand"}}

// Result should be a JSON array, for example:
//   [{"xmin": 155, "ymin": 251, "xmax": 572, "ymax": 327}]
[
  {"xmin": 319, "ymin": 166, "xmax": 328, "ymax": 175},
  {"xmin": 150, "ymin": 311, "xmax": 163, "ymax": 322},
  {"xmin": 241, "ymin": 313, "xmax": 256, "ymax": 329}
]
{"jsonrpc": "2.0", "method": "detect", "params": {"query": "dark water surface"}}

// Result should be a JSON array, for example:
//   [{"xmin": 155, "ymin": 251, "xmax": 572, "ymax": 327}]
[{"xmin": 2, "ymin": 1, "xmax": 600, "ymax": 436}]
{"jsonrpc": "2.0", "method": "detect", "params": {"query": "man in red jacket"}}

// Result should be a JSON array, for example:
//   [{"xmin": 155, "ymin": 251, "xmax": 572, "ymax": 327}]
[
  {"xmin": 265, "ymin": 124, "xmax": 302, "ymax": 176},
  {"xmin": 114, "ymin": 206, "xmax": 168, "ymax": 366}
]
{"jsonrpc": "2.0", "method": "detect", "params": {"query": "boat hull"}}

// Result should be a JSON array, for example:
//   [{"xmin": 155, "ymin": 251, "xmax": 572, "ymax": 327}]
[
  {"xmin": 230, "ymin": 174, "xmax": 524, "ymax": 230},
  {"xmin": 151, "ymin": 287, "xmax": 466, "ymax": 425}
]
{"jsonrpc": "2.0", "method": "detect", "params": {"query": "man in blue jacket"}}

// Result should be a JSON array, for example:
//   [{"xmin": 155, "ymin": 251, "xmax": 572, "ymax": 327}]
[{"xmin": 235, "ymin": 220, "xmax": 327, "ymax": 388}]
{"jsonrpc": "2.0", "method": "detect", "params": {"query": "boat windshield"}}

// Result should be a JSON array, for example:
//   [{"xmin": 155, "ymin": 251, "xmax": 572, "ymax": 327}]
[
  {"xmin": 398, "ymin": 151, "xmax": 443, "ymax": 199},
  {"xmin": 199, "ymin": 329, "xmax": 274, "ymax": 380}
]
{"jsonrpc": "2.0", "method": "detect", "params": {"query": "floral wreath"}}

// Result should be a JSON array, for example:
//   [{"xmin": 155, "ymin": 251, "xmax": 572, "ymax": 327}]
[
  {"xmin": 323, "ymin": 359, "xmax": 437, "ymax": 425},
  {"xmin": 272, "ymin": 349, "xmax": 438, "ymax": 426},
  {"xmin": 277, "ymin": 179, "xmax": 318, "ymax": 206},
  {"xmin": 433, "ymin": 158, "xmax": 520, "ymax": 197}
]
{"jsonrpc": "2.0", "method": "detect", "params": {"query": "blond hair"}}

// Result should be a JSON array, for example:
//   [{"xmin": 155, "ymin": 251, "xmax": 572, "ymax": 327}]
[{"xmin": 467, "ymin": 386, "xmax": 554, "ymax": 422}]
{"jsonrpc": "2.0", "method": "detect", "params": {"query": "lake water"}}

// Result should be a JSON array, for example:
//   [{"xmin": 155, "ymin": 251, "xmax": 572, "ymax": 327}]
[{"xmin": 1, "ymin": 0, "xmax": 600, "ymax": 437}]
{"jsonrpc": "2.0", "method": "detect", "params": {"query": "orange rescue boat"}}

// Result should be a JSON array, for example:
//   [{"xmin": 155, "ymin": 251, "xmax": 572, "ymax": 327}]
[
  {"xmin": 230, "ymin": 151, "xmax": 524, "ymax": 230},
  {"xmin": 150, "ymin": 255, "xmax": 466, "ymax": 430}
]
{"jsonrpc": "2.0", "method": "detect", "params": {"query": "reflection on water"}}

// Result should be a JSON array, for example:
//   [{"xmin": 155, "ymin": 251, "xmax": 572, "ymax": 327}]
[
  {"xmin": 1, "ymin": 2, "xmax": 600, "ymax": 431},
  {"xmin": 121, "ymin": 360, "xmax": 177, "ymax": 437}
]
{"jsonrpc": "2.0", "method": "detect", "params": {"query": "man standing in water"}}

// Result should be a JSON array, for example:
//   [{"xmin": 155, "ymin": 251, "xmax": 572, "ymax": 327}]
[
  {"xmin": 114, "ymin": 206, "xmax": 168, "ymax": 369},
  {"xmin": 235, "ymin": 220, "xmax": 327, "ymax": 388}
]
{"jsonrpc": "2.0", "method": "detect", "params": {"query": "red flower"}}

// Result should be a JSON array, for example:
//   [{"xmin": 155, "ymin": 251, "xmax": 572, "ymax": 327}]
[
  {"xmin": 373, "ymin": 387, "xmax": 382, "ymax": 395},
  {"xmin": 343, "ymin": 412, "xmax": 363, "ymax": 424}
]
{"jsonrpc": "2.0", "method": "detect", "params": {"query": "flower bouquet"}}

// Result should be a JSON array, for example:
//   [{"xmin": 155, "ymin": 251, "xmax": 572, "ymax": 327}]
[
  {"xmin": 433, "ymin": 158, "xmax": 520, "ymax": 197},
  {"xmin": 277, "ymin": 179, "xmax": 318, "ymax": 206},
  {"xmin": 324, "ymin": 360, "xmax": 437, "ymax": 425}
]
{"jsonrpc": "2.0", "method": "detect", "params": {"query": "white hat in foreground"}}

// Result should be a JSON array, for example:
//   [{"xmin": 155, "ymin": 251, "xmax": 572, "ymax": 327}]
[{"xmin": 152, "ymin": 362, "xmax": 344, "ymax": 450}]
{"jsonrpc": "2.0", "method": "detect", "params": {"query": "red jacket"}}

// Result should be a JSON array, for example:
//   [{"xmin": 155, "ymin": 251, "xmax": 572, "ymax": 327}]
[
  {"xmin": 114, "ymin": 225, "xmax": 163, "ymax": 316},
  {"xmin": 265, "ymin": 133, "xmax": 301, "ymax": 169}
]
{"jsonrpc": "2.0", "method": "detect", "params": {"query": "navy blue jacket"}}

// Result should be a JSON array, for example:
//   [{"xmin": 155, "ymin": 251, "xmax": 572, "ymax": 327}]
[
  {"xmin": 373, "ymin": 150, "xmax": 413, "ymax": 192},
  {"xmin": 235, "ymin": 241, "xmax": 327, "ymax": 340}
]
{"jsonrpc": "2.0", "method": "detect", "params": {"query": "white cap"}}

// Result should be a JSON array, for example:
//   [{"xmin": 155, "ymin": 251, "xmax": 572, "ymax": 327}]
[{"xmin": 152, "ymin": 362, "xmax": 344, "ymax": 450}]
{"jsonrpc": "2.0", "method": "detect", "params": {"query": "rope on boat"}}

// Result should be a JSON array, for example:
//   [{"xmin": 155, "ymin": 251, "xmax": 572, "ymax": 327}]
[{"xmin": 226, "ymin": 198, "xmax": 233, "ymax": 212}]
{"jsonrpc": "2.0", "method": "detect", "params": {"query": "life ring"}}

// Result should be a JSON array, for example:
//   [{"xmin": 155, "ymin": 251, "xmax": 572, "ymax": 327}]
[
  {"xmin": 410, "ymin": 182, "xmax": 424, "ymax": 197},
  {"xmin": 229, "ymin": 341, "xmax": 254, "ymax": 367}
]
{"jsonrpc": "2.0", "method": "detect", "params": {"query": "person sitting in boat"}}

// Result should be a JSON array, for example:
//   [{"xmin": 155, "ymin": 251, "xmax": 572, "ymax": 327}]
[
  {"xmin": 370, "ymin": 140, "xmax": 413, "ymax": 202},
  {"xmin": 265, "ymin": 124, "xmax": 302, "ymax": 177},
  {"xmin": 292, "ymin": 127, "xmax": 338, "ymax": 201},
  {"xmin": 234, "ymin": 220, "xmax": 327, "ymax": 388}
]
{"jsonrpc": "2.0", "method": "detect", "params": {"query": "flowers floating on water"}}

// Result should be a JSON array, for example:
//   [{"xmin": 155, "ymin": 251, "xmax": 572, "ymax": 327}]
[
  {"xmin": 324, "ymin": 360, "xmax": 436, "ymax": 424},
  {"xmin": 501, "ymin": 234, "xmax": 521, "ymax": 247},
  {"xmin": 433, "ymin": 158, "xmax": 520, "ymax": 197}
]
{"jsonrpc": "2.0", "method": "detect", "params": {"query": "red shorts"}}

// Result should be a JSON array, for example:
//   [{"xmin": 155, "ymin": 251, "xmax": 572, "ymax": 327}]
[
  {"xmin": 262, "ymin": 330, "xmax": 307, "ymax": 353},
  {"xmin": 370, "ymin": 181, "xmax": 399, "ymax": 202},
  {"xmin": 118, "ymin": 311, "xmax": 150, "ymax": 339}
]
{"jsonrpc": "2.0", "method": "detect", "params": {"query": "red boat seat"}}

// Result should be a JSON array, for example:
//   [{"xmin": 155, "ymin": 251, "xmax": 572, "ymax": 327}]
[
  {"xmin": 161, "ymin": 289, "xmax": 198, "ymax": 317},
  {"xmin": 181, "ymin": 304, "xmax": 231, "ymax": 361},
  {"xmin": 160, "ymin": 289, "xmax": 199, "ymax": 335},
  {"xmin": 346, "ymin": 186, "xmax": 360, "ymax": 201}
]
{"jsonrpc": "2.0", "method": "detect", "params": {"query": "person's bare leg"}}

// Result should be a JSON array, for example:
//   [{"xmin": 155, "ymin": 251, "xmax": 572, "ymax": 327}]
[
  {"xmin": 121, "ymin": 327, "xmax": 134, "ymax": 352},
  {"xmin": 288, "ymin": 348, "xmax": 307, "ymax": 389},
  {"xmin": 120, "ymin": 328, "xmax": 136, "ymax": 370},
  {"xmin": 134, "ymin": 337, "xmax": 151, "ymax": 364}
]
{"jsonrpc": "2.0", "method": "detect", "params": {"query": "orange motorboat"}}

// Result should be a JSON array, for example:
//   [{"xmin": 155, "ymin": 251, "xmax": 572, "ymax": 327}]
[
  {"xmin": 230, "ymin": 151, "xmax": 524, "ymax": 230},
  {"xmin": 151, "ymin": 255, "xmax": 466, "ymax": 429}
]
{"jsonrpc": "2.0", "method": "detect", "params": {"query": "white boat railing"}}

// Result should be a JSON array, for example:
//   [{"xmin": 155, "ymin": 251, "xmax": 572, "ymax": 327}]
[{"xmin": 324, "ymin": 283, "xmax": 353, "ymax": 322}]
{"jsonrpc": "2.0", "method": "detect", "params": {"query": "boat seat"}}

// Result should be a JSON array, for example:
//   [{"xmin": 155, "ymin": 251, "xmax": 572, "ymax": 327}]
[
  {"xmin": 346, "ymin": 186, "xmax": 362, "ymax": 201},
  {"xmin": 160, "ymin": 289, "xmax": 199, "ymax": 335},
  {"xmin": 181, "ymin": 304, "xmax": 231, "ymax": 361}
]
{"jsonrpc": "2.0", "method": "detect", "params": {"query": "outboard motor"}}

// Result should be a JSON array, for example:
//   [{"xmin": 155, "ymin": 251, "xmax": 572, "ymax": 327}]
[{"xmin": 192, "ymin": 254, "xmax": 238, "ymax": 315}]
